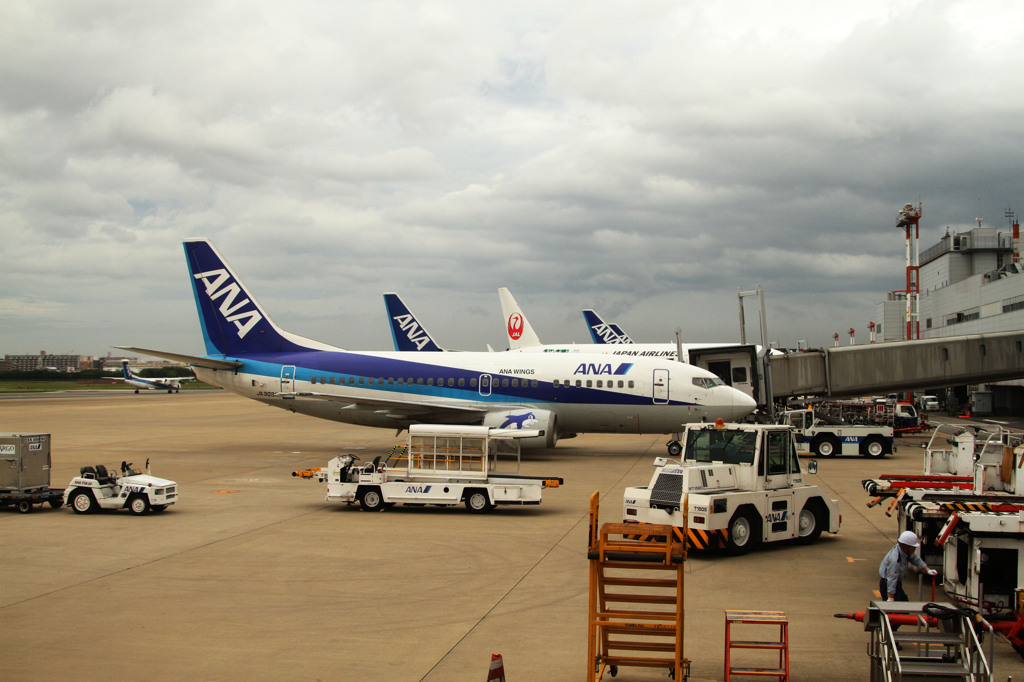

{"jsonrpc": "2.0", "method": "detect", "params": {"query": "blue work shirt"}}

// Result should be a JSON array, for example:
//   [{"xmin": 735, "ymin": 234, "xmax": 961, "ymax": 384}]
[{"xmin": 878, "ymin": 544, "xmax": 927, "ymax": 597}]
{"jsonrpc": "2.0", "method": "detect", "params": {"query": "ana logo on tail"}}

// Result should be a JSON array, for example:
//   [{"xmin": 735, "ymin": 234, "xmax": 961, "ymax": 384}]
[
  {"xmin": 392, "ymin": 314, "xmax": 434, "ymax": 350},
  {"xmin": 193, "ymin": 268, "xmax": 263, "ymax": 338}
]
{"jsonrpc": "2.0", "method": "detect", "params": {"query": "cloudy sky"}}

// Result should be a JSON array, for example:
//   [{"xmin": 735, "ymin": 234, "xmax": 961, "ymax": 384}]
[{"xmin": 2, "ymin": 0, "xmax": 1022, "ymax": 359}]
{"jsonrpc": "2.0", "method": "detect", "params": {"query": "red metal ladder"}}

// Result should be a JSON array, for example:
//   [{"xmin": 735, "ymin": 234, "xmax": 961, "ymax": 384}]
[{"xmin": 724, "ymin": 610, "xmax": 790, "ymax": 681}]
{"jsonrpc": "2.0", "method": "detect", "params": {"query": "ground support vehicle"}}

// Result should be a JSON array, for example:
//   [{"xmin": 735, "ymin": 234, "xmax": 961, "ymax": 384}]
[
  {"xmin": 623, "ymin": 421, "xmax": 840, "ymax": 553},
  {"xmin": 0, "ymin": 433, "xmax": 63, "ymax": 513},
  {"xmin": 862, "ymin": 424, "xmax": 1024, "ymax": 657},
  {"xmin": 780, "ymin": 407, "xmax": 894, "ymax": 457},
  {"xmin": 293, "ymin": 425, "xmax": 563, "ymax": 512},
  {"xmin": 63, "ymin": 461, "xmax": 178, "ymax": 515},
  {"xmin": 817, "ymin": 398, "xmax": 928, "ymax": 436}
]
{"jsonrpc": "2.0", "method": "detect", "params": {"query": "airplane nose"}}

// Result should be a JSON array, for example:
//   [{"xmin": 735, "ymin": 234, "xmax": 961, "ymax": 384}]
[{"xmin": 732, "ymin": 388, "xmax": 757, "ymax": 419}]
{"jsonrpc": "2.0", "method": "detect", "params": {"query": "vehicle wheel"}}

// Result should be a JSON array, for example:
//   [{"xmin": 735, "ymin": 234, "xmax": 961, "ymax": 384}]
[
  {"xmin": 862, "ymin": 437, "xmax": 887, "ymax": 458},
  {"xmin": 151, "ymin": 505, "xmax": 168, "ymax": 512},
  {"xmin": 796, "ymin": 503, "xmax": 824, "ymax": 544},
  {"xmin": 128, "ymin": 495, "xmax": 150, "ymax": 515},
  {"xmin": 812, "ymin": 436, "xmax": 839, "ymax": 457},
  {"xmin": 134, "ymin": 389, "xmax": 140, "ymax": 394},
  {"xmin": 48, "ymin": 497, "xmax": 63, "ymax": 509},
  {"xmin": 464, "ymin": 490, "xmax": 491, "ymax": 513},
  {"xmin": 70, "ymin": 490, "xmax": 96, "ymax": 514},
  {"xmin": 667, "ymin": 441, "xmax": 682, "ymax": 457},
  {"xmin": 359, "ymin": 488, "xmax": 384, "ymax": 512},
  {"xmin": 17, "ymin": 500, "xmax": 33, "ymax": 514},
  {"xmin": 725, "ymin": 509, "xmax": 761, "ymax": 554}
]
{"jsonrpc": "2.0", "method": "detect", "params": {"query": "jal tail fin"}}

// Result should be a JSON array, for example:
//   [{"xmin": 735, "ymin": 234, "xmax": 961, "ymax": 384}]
[
  {"xmin": 582, "ymin": 309, "xmax": 632, "ymax": 344},
  {"xmin": 383, "ymin": 292, "xmax": 443, "ymax": 352},
  {"xmin": 498, "ymin": 288, "xmax": 542, "ymax": 350},
  {"xmin": 121, "ymin": 359, "xmax": 134, "ymax": 380},
  {"xmin": 183, "ymin": 239, "xmax": 341, "ymax": 356}
]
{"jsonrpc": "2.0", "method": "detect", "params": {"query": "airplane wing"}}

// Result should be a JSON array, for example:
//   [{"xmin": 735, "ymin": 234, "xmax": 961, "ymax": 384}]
[
  {"xmin": 116, "ymin": 347, "xmax": 243, "ymax": 371},
  {"xmin": 286, "ymin": 391, "xmax": 488, "ymax": 420}
]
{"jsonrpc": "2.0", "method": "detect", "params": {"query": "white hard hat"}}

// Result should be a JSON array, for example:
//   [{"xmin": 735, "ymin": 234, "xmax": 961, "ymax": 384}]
[{"xmin": 898, "ymin": 530, "xmax": 919, "ymax": 547}]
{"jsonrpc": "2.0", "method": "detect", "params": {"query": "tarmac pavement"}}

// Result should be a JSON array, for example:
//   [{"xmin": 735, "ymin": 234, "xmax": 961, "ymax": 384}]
[{"xmin": 1, "ymin": 391, "xmax": 1022, "ymax": 681}]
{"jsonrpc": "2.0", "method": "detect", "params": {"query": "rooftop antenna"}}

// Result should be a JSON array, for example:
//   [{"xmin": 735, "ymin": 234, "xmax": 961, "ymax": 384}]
[
  {"xmin": 895, "ymin": 202, "xmax": 922, "ymax": 341},
  {"xmin": 1007, "ymin": 206, "xmax": 1020, "ymax": 264}
]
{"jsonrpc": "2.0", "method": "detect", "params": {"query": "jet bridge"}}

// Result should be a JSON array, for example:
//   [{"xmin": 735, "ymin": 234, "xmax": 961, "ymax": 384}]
[
  {"xmin": 691, "ymin": 331, "xmax": 1024, "ymax": 413},
  {"xmin": 770, "ymin": 330, "xmax": 1024, "ymax": 399}
]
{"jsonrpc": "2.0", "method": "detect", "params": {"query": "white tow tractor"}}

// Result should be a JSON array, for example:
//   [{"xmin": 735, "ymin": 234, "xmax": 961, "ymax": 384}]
[
  {"xmin": 293, "ymin": 424, "xmax": 563, "ymax": 512},
  {"xmin": 63, "ymin": 461, "xmax": 178, "ymax": 515},
  {"xmin": 624, "ymin": 421, "xmax": 840, "ymax": 553}
]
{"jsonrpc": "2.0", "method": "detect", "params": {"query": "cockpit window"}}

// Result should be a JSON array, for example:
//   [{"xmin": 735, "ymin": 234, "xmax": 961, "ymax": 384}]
[{"xmin": 691, "ymin": 376, "xmax": 725, "ymax": 389}]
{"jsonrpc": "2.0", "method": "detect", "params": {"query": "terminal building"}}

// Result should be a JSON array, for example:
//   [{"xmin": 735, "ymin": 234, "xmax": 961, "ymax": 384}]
[{"xmin": 875, "ymin": 216, "xmax": 1023, "ymax": 414}]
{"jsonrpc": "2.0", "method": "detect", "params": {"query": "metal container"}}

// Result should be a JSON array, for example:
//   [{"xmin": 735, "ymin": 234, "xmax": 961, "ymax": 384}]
[{"xmin": 0, "ymin": 433, "xmax": 52, "ymax": 493}]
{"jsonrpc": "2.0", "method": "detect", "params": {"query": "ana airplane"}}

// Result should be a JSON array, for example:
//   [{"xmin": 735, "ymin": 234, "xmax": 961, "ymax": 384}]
[
  {"xmin": 384, "ymin": 292, "xmax": 444, "ymax": 352},
  {"xmin": 582, "ymin": 310, "xmax": 633, "ymax": 344},
  {"xmin": 119, "ymin": 359, "xmax": 193, "ymax": 394},
  {"xmin": 119, "ymin": 240, "xmax": 755, "ymax": 448}
]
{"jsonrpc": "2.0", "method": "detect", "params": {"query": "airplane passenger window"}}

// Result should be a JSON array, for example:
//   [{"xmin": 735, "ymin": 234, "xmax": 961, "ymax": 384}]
[
  {"xmin": 459, "ymin": 378, "xmax": 466, "ymax": 387},
  {"xmin": 470, "ymin": 378, "xmax": 477, "ymax": 387},
  {"xmin": 311, "ymin": 377, "xmax": 317, "ymax": 384},
  {"xmin": 618, "ymin": 380, "xmax": 624, "ymax": 388},
  {"xmin": 358, "ymin": 377, "xmax": 364, "ymax": 385},
  {"xmin": 321, "ymin": 376, "xmax": 327, "ymax": 384},
  {"xmin": 629, "ymin": 381, "xmax": 634, "ymax": 388},
  {"xmin": 501, "ymin": 378, "xmax": 509, "ymax": 388},
  {"xmin": 586, "ymin": 380, "xmax": 592, "ymax": 388},
  {"xmin": 416, "ymin": 378, "xmax": 423, "ymax": 385},
  {"xmin": 532, "ymin": 380, "xmax": 538, "ymax": 388},
  {"xmin": 427, "ymin": 378, "xmax": 434, "ymax": 386},
  {"xmin": 437, "ymin": 377, "xmax": 443, "ymax": 386},
  {"xmin": 576, "ymin": 380, "xmax": 582, "ymax": 387},
  {"xmin": 447, "ymin": 378, "xmax": 454, "ymax": 387},
  {"xmin": 511, "ymin": 379, "xmax": 518, "ymax": 388},
  {"xmin": 397, "ymin": 378, "xmax": 404, "ymax": 385},
  {"xmin": 553, "ymin": 380, "xmax": 559, "ymax": 387},
  {"xmin": 596, "ymin": 380, "xmax": 602, "ymax": 388}
]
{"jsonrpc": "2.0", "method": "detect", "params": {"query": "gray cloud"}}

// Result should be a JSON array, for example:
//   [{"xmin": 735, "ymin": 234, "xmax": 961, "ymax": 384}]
[{"xmin": 1, "ymin": 0, "xmax": 1021, "ymax": 358}]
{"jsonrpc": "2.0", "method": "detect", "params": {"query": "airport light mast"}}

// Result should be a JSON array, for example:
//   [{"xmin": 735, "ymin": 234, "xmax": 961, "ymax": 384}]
[{"xmin": 896, "ymin": 202, "xmax": 922, "ymax": 340}]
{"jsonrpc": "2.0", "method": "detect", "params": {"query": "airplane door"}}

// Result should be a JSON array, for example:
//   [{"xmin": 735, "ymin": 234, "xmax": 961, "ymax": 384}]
[
  {"xmin": 281, "ymin": 365, "xmax": 296, "ymax": 394},
  {"xmin": 652, "ymin": 369, "xmax": 669, "ymax": 404},
  {"xmin": 479, "ymin": 374, "xmax": 492, "ymax": 397}
]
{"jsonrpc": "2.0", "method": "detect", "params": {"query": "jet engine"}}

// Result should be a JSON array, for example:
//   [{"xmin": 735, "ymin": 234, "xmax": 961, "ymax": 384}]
[{"xmin": 483, "ymin": 408, "xmax": 559, "ymax": 449}]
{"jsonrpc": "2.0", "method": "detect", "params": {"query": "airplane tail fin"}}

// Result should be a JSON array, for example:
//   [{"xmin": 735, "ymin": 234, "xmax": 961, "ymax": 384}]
[
  {"xmin": 121, "ymin": 359, "xmax": 134, "ymax": 380},
  {"xmin": 582, "ymin": 309, "xmax": 633, "ymax": 344},
  {"xmin": 383, "ymin": 293, "xmax": 443, "ymax": 352},
  {"xmin": 183, "ymin": 239, "xmax": 341, "ymax": 356},
  {"xmin": 498, "ymin": 288, "xmax": 542, "ymax": 350},
  {"xmin": 609, "ymin": 323, "xmax": 634, "ymax": 344}
]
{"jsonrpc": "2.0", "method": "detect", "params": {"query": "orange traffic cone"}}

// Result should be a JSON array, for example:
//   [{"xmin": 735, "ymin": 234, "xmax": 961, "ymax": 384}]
[{"xmin": 487, "ymin": 653, "xmax": 506, "ymax": 681}]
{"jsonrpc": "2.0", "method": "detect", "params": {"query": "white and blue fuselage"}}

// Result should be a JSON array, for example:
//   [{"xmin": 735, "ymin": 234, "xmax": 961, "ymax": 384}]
[{"xmin": 123, "ymin": 240, "xmax": 755, "ymax": 448}]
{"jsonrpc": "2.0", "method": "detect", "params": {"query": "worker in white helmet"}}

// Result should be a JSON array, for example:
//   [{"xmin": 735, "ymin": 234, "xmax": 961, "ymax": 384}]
[{"xmin": 879, "ymin": 530, "xmax": 938, "ymax": 603}]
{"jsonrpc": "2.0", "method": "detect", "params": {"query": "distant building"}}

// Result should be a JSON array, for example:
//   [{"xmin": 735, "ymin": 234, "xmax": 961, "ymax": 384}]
[
  {"xmin": 1, "ymin": 351, "xmax": 94, "ymax": 372},
  {"xmin": 876, "ymin": 224, "xmax": 1023, "ymax": 341},
  {"xmin": 874, "ymin": 220, "xmax": 1023, "ymax": 414}
]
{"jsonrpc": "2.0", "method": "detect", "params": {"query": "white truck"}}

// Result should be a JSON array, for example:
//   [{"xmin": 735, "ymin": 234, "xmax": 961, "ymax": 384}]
[
  {"xmin": 63, "ymin": 461, "xmax": 178, "ymax": 515},
  {"xmin": 623, "ymin": 422, "xmax": 840, "ymax": 553},
  {"xmin": 779, "ymin": 407, "xmax": 893, "ymax": 458},
  {"xmin": 293, "ymin": 424, "xmax": 563, "ymax": 512}
]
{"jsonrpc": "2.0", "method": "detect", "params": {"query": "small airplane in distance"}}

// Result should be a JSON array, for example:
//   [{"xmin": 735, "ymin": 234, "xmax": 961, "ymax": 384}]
[
  {"xmin": 383, "ymin": 292, "xmax": 444, "ymax": 352},
  {"xmin": 119, "ymin": 360, "xmax": 193, "ymax": 394},
  {"xmin": 119, "ymin": 240, "xmax": 755, "ymax": 450},
  {"xmin": 582, "ymin": 310, "xmax": 634, "ymax": 344}
]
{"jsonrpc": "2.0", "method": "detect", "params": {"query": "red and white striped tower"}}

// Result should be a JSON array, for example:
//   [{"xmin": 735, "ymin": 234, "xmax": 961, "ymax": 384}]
[
  {"xmin": 868, "ymin": 321, "xmax": 876, "ymax": 344},
  {"xmin": 896, "ymin": 202, "xmax": 922, "ymax": 340}
]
